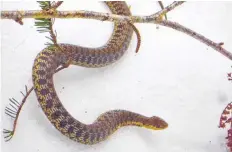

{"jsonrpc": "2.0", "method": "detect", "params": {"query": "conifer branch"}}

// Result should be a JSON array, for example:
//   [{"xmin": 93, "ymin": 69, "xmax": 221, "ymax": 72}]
[
  {"xmin": 1, "ymin": 1, "xmax": 182, "ymax": 22},
  {"xmin": 1, "ymin": 1, "xmax": 232, "ymax": 60},
  {"xmin": 35, "ymin": 1, "xmax": 63, "ymax": 47}
]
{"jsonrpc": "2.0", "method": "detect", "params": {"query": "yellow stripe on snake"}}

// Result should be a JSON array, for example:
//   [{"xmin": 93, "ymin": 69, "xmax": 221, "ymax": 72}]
[{"xmin": 32, "ymin": 1, "xmax": 168, "ymax": 145}]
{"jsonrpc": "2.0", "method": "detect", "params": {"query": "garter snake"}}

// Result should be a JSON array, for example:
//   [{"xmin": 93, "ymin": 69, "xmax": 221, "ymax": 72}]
[{"xmin": 32, "ymin": 1, "xmax": 168, "ymax": 145}]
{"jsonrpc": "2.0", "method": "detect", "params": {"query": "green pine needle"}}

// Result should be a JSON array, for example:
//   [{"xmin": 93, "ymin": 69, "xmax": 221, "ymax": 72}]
[
  {"xmin": 45, "ymin": 42, "xmax": 54, "ymax": 46},
  {"xmin": 37, "ymin": 1, "xmax": 51, "ymax": 10},
  {"xmin": 35, "ymin": 1, "xmax": 55, "ymax": 45}
]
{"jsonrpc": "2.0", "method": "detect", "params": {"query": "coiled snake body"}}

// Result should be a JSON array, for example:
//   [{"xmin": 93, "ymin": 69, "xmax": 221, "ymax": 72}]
[{"xmin": 32, "ymin": 2, "xmax": 168, "ymax": 145}]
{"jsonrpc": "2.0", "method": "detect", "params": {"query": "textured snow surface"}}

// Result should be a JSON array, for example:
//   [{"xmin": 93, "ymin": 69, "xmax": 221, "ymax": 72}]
[{"xmin": 1, "ymin": 1, "xmax": 232, "ymax": 152}]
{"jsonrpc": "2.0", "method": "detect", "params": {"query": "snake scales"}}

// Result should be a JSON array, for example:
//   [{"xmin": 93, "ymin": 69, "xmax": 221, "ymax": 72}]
[{"xmin": 32, "ymin": 1, "xmax": 168, "ymax": 145}]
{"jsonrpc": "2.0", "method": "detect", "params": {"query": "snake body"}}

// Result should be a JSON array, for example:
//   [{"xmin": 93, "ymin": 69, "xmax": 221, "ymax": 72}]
[{"xmin": 32, "ymin": 2, "xmax": 168, "ymax": 145}]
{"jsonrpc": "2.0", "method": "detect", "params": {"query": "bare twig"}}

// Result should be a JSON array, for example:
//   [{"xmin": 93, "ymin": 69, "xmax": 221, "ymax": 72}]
[
  {"xmin": 51, "ymin": 1, "xmax": 63, "ymax": 10},
  {"xmin": 158, "ymin": 1, "xmax": 167, "ymax": 20},
  {"xmin": 1, "ymin": 2, "xmax": 184, "ymax": 23},
  {"xmin": 1, "ymin": 1, "xmax": 232, "ymax": 60},
  {"xmin": 158, "ymin": 20, "xmax": 232, "ymax": 60}
]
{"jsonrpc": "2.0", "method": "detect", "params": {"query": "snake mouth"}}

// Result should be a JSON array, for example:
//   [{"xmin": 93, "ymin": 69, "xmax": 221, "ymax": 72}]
[{"xmin": 144, "ymin": 124, "xmax": 168, "ymax": 130}]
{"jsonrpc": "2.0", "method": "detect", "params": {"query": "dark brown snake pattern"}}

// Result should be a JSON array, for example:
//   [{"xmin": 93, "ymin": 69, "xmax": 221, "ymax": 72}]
[{"xmin": 32, "ymin": 1, "xmax": 168, "ymax": 145}]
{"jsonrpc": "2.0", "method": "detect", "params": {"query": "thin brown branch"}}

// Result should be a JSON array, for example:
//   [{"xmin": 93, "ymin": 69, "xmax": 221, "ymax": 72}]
[
  {"xmin": 158, "ymin": 1, "xmax": 167, "ymax": 20},
  {"xmin": 12, "ymin": 87, "xmax": 33, "ymax": 133},
  {"xmin": 44, "ymin": 1, "xmax": 63, "ymax": 51},
  {"xmin": 1, "ymin": 2, "xmax": 184, "ymax": 23},
  {"xmin": 48, "ymin": 18, "xmax": 58, "ymax": 45},
  {"xmin": 157, "ymin": 20, "xmax": 232, "ymax": 60},
  {"xmin": 51, "ymin": 1, "xmax": 63, "ymax": 10},
  {"xmin": 1, "ymin": 1, "xmax": 232, "ymax": 60}
]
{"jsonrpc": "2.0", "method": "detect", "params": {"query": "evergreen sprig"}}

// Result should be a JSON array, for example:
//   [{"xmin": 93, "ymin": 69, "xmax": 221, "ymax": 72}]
[
  {"xmin": 37, "ymin": 1, "xmax": 51, "ymax": 10},
  {"xmin": 35, "ymin": 1, "xmax": 56, "ymax": 46},
  {"xmin": 35, "ymin": 18, "xmax": 52, "ymax": 33}
]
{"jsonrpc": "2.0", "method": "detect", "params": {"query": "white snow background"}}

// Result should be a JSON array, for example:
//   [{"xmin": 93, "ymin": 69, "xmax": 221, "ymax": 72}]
[{"xmin": 1, "ymin": 1, "xmax": 232, "ymax": 152}]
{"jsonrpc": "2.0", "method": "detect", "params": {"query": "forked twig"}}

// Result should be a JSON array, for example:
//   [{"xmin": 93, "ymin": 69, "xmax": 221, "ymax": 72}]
[
  {"xmin": 158, "ymin": 1, "xmax": 167, "ymax": 20},
  {"xmin": 127, "ymin": 1, "xmax": 167, "ymax": 53},
  {"xmin": 2, "ymin": 2, "xmax": 231, "ymax": 60}
]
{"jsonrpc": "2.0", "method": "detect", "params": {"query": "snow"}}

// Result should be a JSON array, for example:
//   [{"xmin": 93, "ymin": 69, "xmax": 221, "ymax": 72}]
[{"xmin": 1, "ymin": 1, "xmax": 232, "ymax": 152}]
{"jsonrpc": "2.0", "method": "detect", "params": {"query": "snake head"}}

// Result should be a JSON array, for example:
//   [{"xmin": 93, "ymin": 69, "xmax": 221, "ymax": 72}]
[{"xmin": 144, "ymin": 116, "xmax": 168, "ymax": 130}]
